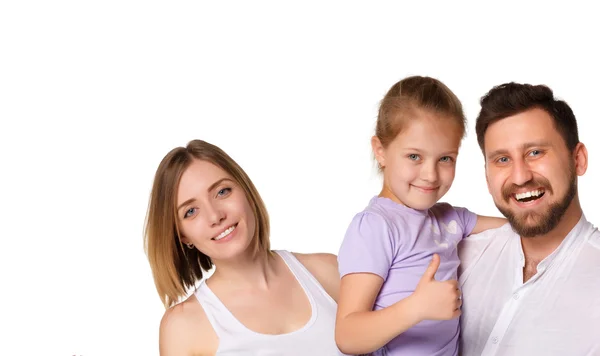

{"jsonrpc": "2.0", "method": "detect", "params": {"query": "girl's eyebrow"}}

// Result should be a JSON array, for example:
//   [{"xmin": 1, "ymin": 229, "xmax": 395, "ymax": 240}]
[{"xmin": 404, "ymin": 148, "xmax": 458, "ymax": 155}]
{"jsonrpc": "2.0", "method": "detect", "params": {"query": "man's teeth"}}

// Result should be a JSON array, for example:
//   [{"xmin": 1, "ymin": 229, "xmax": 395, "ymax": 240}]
[
  {"xmin": 214, "ymin": 225, "xmax": 236, "ymax": 240},
  {"xmin": 515, "ymin": 190, "xmax": 544, "ymax": 201}
]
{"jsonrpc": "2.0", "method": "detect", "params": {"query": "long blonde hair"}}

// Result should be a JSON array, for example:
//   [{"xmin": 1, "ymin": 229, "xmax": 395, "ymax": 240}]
[{"xmin": 144, "ymin": 140, "xmax": 270, "ymax": 308}]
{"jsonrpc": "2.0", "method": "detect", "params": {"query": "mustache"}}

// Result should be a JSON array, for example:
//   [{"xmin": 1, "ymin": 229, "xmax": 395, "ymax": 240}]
[{"xmin": 502, "ymin": 178, "xmax": 553, "ymax": 201}]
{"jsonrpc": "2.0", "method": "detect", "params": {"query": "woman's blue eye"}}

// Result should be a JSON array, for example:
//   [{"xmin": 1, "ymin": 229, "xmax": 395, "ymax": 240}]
[
  {"xmin": 218, "ymin": 187, "xmax": 232, "ymax": 196},
  {"xmin": 184, "ymin": 208, "xmax": 196, "ymax": 218}
]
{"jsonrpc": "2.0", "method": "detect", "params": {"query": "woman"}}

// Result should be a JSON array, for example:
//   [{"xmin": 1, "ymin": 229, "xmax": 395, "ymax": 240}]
[{"xmin": 144, "ymin": 139, "xmax": 346, "ymax": 355}]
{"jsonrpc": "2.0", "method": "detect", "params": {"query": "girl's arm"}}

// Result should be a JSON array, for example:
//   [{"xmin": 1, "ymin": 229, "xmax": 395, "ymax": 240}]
[
  {"xmin": 470, "ymin": 215, "xmax": 507, "ymax": 235},
  {"xmin": 335, "ymin": 254, "xmax": 461, "ymax": 355}
]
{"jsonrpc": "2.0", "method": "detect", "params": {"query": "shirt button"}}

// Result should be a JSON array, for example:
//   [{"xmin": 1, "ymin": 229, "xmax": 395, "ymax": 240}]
[
  {"xmin": 492, "ymin": 336, "xmax": 499, "ymax": 344},
  {"xmin": 513, "ymin": 293, "xmax": 520, "ymax": 300}
]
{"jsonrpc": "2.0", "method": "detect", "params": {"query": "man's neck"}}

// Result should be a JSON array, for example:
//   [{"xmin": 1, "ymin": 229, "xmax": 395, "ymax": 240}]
[{"xmin": 521, "ymin": 198, "xmax": 582, "ymax": 282}]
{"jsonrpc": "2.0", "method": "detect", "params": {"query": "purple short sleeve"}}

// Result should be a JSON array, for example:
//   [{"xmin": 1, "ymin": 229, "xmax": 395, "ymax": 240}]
[
  {"xmin": 337, "ymin": 212, "xmax": 395, "ymax": 280},
  {"xmin": 453, "ymin": 206, "xmax": 478, "ymax": 238}
]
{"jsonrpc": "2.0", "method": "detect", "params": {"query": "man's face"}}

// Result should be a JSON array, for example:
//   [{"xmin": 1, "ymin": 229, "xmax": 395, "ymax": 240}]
[{"xmin": 484, "ymin": 108, "xmax": 578, "ymax": 237}]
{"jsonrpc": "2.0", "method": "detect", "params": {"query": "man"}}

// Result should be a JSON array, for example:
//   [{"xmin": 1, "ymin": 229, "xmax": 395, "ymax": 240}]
[{"xmin": 458, "ymin": 82, "xmax": 600, "ymax": 355}]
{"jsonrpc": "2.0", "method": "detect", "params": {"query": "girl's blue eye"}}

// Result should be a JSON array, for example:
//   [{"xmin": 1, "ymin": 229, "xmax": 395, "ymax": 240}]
[
  {"xmin": 440, "ymin": 156, "xmax": 453, "ymax": 163},
  {"xmin": 408, "ymin": 154, "xmax": 420, "ymax": 161}
]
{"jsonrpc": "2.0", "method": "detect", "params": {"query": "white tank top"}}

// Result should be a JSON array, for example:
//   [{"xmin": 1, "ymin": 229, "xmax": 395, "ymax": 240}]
[{"xmin": 195, "ymin": 250, "xmax": 347, "ymax": 355}]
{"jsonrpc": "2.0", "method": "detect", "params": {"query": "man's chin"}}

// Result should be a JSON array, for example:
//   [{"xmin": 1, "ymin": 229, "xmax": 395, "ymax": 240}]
[
  {"xmin": 496, "ymin": 200, "xmax": 571, "ymax": 238},
  {"xmin": 508, "ymin": 217, "xmax": 549, "ymax": 238},
  {"xmin": 496, "ymin": 206, "xmax": 550, "ymax": 237}
]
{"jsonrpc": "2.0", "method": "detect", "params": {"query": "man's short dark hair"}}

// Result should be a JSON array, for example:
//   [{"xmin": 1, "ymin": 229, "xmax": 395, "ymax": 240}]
[{"xmin": 475, "ymin": 82, "xmax": 579, "ymax": 154}]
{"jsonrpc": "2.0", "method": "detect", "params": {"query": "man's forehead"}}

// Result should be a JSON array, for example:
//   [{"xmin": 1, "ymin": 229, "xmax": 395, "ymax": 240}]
[{"xmin": 484, "ymin": 110, "xmax": 558, "ymax": 146}]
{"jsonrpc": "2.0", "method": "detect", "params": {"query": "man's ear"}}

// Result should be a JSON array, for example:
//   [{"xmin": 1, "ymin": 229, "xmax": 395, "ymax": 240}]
[{"xmin": 574, "ymin": 142, "xmax": 588, "ymax": 176}]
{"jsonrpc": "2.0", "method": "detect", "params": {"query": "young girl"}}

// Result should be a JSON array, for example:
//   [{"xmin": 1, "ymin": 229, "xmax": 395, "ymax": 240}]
[{"xmin": 335, "ymin": 76, "xmax": 506, "ymax": 356}]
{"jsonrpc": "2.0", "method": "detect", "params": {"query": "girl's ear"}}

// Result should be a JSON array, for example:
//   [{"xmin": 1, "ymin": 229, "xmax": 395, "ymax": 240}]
[{"xmin": 372, "ymin": 136, "xmax": 386, "ymax": 168}]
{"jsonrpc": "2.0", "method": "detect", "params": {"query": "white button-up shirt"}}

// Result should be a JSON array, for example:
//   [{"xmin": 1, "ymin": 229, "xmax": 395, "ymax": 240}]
[{"xmin": 458, "ymin": 215, "xmax": 600, "ymax": 356}]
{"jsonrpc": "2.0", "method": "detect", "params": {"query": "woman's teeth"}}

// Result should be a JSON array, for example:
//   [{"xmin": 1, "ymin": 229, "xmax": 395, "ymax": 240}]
[{"xmin": 213, "ymin": 225, "xmax": 236, "ymax": 240}]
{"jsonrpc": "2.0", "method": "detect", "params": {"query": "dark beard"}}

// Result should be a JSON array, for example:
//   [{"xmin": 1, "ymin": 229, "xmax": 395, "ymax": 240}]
[{"xmin": 496, "ymin": 171, "xmax": 577, "ymax": 238}]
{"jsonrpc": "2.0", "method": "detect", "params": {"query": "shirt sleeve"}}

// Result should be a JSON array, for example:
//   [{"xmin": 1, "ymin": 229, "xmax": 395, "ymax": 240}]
[
  {"xmin": 453, "ymin": 206, "xmax": 478, "ymax": 238},
  {"xmin": 337, "ymin": 212, "xmax": 395, "ymax": 281}
]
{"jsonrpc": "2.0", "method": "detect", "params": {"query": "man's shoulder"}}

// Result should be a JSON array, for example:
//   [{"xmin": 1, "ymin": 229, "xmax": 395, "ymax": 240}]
[
  {"xmin": 464, "ymin": 221, "xmax": 513, "ymax": 242},
  {"xmin": 458, "ymin": 222, "xmax": 513, "ymax": 259},
  {"xmin": 586, "ymin": 223, "xmax": 600, "ymax": 250},
  {"xmin": 458, "ymin": 223, "xmax": 514, "ymax": 278}
]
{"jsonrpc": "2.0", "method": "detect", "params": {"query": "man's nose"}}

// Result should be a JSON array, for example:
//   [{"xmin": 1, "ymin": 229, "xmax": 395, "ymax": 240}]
[{"xmin": 510, "ymin": 158, "xmax": 533, "ymax": 186}]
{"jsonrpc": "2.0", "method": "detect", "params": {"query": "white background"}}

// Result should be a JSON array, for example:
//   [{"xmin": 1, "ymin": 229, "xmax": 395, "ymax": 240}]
[{"xmin": 1, "ymin": 1, "xmax": 599, "ymax": 355}]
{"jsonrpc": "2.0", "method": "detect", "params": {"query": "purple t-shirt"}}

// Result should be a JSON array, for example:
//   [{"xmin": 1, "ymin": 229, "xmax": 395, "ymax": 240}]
[{"xmin": 338, "ymin": 196, "xmax": 477, "ymax": 356}]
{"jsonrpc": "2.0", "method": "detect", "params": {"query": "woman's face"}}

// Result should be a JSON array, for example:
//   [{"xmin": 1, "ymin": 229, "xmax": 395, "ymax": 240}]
[{"xmin": 176, "ymin": 159, "xmax": 256, "ymax": 262}]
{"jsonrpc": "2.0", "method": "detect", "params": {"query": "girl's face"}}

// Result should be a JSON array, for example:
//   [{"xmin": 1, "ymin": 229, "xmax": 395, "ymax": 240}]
[{"xmin": 373, "ymin": 112, "xmax": 463, "ymax": 210}]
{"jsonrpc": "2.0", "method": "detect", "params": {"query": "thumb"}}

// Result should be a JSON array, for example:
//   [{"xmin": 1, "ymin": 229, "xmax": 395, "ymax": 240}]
[{"xmin": 420, "ymin": 253, "xmax": 441, "ymax": 282}]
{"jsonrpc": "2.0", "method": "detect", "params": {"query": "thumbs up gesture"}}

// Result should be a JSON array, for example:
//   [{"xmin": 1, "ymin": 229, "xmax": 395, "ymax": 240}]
[{"xmin": 413, "ymin": 254, "xmax": 462, "ymax": 321}]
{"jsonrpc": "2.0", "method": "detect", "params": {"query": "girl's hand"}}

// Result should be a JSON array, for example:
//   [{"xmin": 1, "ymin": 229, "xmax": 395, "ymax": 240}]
[{"xmin": 412, "ymin": 254, "xmax": 462, "ymax": 321}]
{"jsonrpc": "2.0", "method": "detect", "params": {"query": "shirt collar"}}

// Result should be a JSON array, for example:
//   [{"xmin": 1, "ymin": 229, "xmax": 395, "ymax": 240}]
[{"xmin": 515, "ymin": 214, "xmax": 592, "ymax": 273}]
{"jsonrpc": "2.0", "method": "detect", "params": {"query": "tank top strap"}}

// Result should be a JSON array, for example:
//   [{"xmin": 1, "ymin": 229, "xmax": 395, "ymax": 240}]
[
  {"xmin": 275, "ymin": 250, "xmax": 337, "ymax": 306},
  {"xmin": 194, "ymin": 281, "xmax": 247, "ymax": 336}
]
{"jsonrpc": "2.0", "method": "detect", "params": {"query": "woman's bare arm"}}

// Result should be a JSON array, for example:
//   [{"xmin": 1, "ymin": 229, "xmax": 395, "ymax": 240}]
[{"xmin": 159, "ymin": 297, "xmax": 219, "ymax": 356}]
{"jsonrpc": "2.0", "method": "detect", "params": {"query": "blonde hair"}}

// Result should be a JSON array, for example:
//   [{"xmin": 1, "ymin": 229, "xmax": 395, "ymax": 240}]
[
  {"xmin": 144, "ymin": 139, "xmax": 270, "ymax": 308},
  {"xmin": 376, "ymin": 75, "xmax": 466, "ymax": 148}
]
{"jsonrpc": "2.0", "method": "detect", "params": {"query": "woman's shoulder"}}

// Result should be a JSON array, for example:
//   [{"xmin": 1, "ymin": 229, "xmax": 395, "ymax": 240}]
[
  {"xmin": 292, "ymin": 252, "xmax": 340, "ymax": 302},
  {"xmin": 159, "ymin": 293, "xmax": 219, "ymax": 355},
  {"xmin": 293, "ymin": 252, "xmax": 338, "ymax": 275}
]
